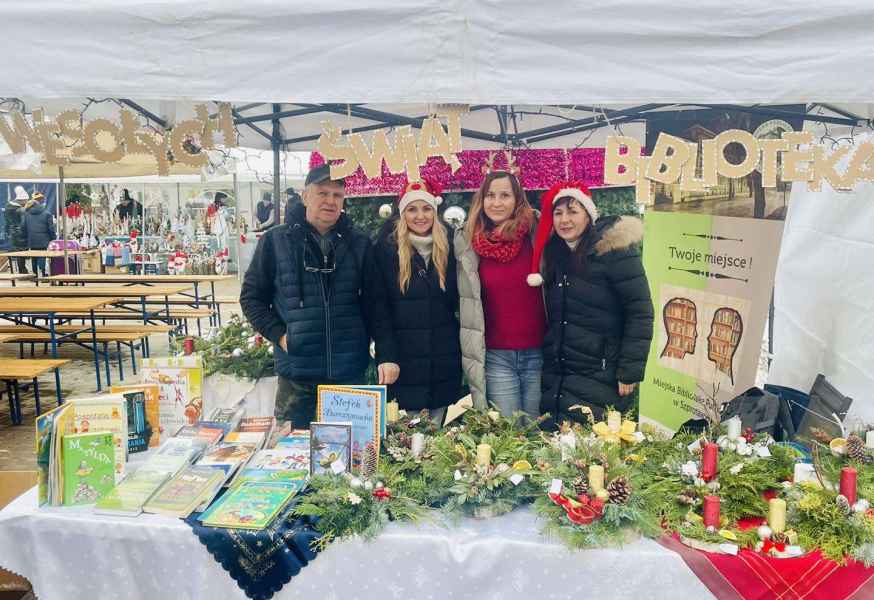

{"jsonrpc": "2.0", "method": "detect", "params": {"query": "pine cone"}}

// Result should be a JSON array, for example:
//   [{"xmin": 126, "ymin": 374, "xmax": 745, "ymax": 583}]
[
  {"xmin": 607, "ymin": 476, "xmax": 631, "ymax": 505},
  {"xmin": 572, "ymin": 474, "xmax": 588, "ymax": 496},
  {"xmin": 836, "ymin": 494, "xmax": 852, "ymax": 515},
  {"xmin": 847, "ymin": 434, "xmax": 872, "ymax": 464},
  {"xmin": 361, "ymin": 443, "xmax": 379, "ymax": 478}
]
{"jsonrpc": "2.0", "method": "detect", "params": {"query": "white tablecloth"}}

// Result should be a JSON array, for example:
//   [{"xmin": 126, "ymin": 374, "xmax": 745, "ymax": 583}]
[{"xmin": 0, "ymin": 488, "xmax": 714, "ymax": 600}]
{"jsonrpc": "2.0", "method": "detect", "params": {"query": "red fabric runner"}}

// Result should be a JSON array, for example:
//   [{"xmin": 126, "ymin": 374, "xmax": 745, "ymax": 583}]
[{"xmin": 659, "ymin": 534, "xmax": 874, "ymax": 600}]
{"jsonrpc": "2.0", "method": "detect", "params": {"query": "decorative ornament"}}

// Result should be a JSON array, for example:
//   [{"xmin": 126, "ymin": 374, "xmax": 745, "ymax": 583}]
[
  {"xmin": 847, "ymin": 434, "xmax": 872, "ymax": 464},
  {"xmin": 592, "ymin": 419, "xmax": 638, "ymax": 444},
  {"xmin": 378, "ymin": 203, "xmax": 393, "ymax": 219},
  {"xmin": 606, "ymin": 476, "xmax": 631, "ymax": 505},
  {"xmin": 572, "ymin": 474, "xmax": 589, "ymax": 496},
  {"xmin": 372, "ymin": 487, "xmax": 392, "ymax": 502},
  {"xmin": 757, "ymin": 525, "xmax": 773, "ymax": 540},
  {"xmin": 349, "ymin": 477, "xmax": 363, "ymax": 489},
  {"xmin": 347, "ymin": 492, "xmax": 362, "ymax": 505},
  {"xmin": 231, "ymin": 348, "xmax": 244, "ymax": 357},
  {"xmin": 364, "ymin": 480, "xmax": 373, "ymax": 492}
]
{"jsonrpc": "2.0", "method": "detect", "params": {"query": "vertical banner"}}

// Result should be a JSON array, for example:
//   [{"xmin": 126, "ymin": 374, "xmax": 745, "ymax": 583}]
[{"xmin": 639, "ymin": 212, "xmax": 784, "ymax": 433}]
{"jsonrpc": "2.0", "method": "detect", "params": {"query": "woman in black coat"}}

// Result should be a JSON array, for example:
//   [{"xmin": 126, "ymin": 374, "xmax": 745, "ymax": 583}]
[
  {"xmin": 22, "ymin": 192, "xmax": 56, "ymax": 276},
  {"xmin": 367, "ymin": 180, "xmax": 463, "ymax": 425},
  {"xmin": 531, "ymin": 181, "xmax": 654, "ymax": 425}
]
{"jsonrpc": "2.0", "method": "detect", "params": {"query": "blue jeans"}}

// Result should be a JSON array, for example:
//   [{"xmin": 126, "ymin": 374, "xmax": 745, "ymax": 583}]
[{"xmin": 485, "ymin": 348, "xmax": 543, "ymax": 418}]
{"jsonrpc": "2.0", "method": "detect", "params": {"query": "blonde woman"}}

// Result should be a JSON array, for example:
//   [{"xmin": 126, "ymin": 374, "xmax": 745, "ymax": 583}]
[
  {"xmin": 454, "ymin": 169, "xmax": 545, "ymax": 417},
  {"xmin": 367, "ymin": 179, "xmax": 462, "ymax": 425}
]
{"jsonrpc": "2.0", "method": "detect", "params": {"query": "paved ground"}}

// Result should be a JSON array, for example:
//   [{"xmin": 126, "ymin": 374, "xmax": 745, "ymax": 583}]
[{"xmin": 0, "ymin": 278, "xmax": 243, "ymax": 472}]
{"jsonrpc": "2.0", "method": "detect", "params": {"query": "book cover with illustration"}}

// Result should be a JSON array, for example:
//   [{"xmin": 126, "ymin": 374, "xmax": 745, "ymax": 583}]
[
  {"xmin": 112, "ymin": 384, "xmax": 161, "ymax": 447},
  {"xmin": 309, "ymin": 422, "xmax": 352, "ymax": 475},
  {"xmin": 117, "ymin": 390, "xmax": 151, "ymax": 454},
  {"xmin": 68, "ymin": 396, "xmax": 128, "ymax": 483},
  {"xmin": 196, "ymin": 442, "xmax": 257, "ymax": 478},
  {"xmin": 175, "ymin": 424, "xmax": 225, "ymax": 446},
  {"xmin": 62, "ymin": 432, "xmax": 116, "ymax": 506},
  {"xmin": 317, "ymin": 386, "xmax": 381, "ymax": 472},
  {"xmin": 94, "ymin": 470, "xmax": 170, "ymax": 516},
  {"xmin": 232, "ymin": 448, "xmax": 309, "ymax": 487},
  {"xmin": 138, "ymin": 437, "xmax": 208, "ymax": 476},
  {"xmin": 200, "ymin": 480, "xmax": 305, "ymax": 530},
  {"xmin": 143, "ymin": 465, "xmax": 225, "ymax": 518},
  {"xmin": 141, "ymin": 356, "xmax": 204, "ymax": 437}
]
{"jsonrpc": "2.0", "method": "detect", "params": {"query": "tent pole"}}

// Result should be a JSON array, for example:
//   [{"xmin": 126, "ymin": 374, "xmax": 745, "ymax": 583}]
[
  {"xmin": 272, "ymin": 103, "xmax": 282, "ymax": 226},
  {"xmin": 59, "ymin": 166, "xmax": 68, "ymax": 274}
]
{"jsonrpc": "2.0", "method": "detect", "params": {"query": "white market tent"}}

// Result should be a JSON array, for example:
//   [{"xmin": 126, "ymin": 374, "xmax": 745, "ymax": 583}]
[{"xmin": 1, "ymin": 0, "xmax": 873, "ymax": 419}]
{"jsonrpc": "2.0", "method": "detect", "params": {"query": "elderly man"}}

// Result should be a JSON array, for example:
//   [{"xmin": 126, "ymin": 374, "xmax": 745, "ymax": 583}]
[{"xmin": 240, "ymin": 164, "xmax": 372, "ymax": 426}]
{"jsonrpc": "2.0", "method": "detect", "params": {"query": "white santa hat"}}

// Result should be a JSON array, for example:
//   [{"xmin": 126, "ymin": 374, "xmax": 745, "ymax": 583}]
[{"xmin": 397, "ymin": 178, "xmax": 443, "ymax": 213}]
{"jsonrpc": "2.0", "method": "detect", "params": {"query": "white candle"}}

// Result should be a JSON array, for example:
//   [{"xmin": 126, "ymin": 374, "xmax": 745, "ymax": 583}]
[
  {"xmin": 607, "ymin": 411, "xmax": 622, "ymax": 433},
  {"xmin": 476, "ymin": 443, "xmax": 492, "ymax": 467},
  {"xmin": 386, "ymin": 401, "xmax": 400, "ymax": 423},
  {"xmin": 866, "ymin": 431, "xmax": 874, "ymax": 449},
  {"xmin": 411, "ymin": 432, "xmax": 425, "ymax": 458},
  {"xmin": 725, "ymin": 416, "xmax": 742, "ymax": 440},
  {"xmin": 559, "ymin": 432, "xmax": 576, "ymax": 462}
]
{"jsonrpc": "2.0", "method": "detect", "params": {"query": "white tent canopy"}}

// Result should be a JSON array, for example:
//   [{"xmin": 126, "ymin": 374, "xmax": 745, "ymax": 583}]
[{"xmin": 2, "ymin": 1, "xmax": 874, "ymax": 104}]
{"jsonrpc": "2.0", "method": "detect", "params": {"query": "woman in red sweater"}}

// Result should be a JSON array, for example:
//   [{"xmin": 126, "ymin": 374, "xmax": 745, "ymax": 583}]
[{"xmin": 454, "ymin": 170, "xmax": 546, "ymax": 417}]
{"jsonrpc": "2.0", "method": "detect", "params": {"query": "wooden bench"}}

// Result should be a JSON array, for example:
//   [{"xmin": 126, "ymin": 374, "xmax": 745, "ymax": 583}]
[
  {"xmin": 0, "ymin": 323, "xmax": 174, "ymax": 334},
  {"xmin": 0, "ymin": 331, "xmax": 149, "ymax": 386},
  {"xmin": 0, "ymin": 358, "xmax": 70, "ymax": 424}
]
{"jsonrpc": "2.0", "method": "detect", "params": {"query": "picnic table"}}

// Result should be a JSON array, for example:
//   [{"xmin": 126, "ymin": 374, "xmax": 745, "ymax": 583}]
[
  {"xmin": 0, "ymin": 358, "xmax": 70, "ymax": 424},
  {"xmin": 0, "ymin": 249, "xmax": 100, "ymax": 277},
  {"xmin": 0, "ymin": 273, "xmax": 34, "ymax": 286},
  {"xmin": 41, "ymin": 274, "xmax": 234, "ymax": 329},
  {"xmin": 0, "ymin": 297, "xmax": 118, "ymax": 395}
]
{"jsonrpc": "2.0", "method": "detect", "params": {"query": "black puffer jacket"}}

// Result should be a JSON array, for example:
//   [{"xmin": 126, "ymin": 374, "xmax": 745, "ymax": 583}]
[
  {"xmin": 541, "ymin": 216, "xmax": 654, "ymax": 424},
  {"xmin": 22, "ymin": 203, "xmax": 56, "ymax": 249},
  {"xmin": 366, "ymin": 223, "xmax": 463, "ymax": 410},
  {"xmin": 240, "ymin": 203, "xmax": 371, "ymax": 383}
]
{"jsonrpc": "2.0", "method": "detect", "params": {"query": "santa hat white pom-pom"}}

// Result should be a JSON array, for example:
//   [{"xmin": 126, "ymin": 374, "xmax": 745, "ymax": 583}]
[
  {"xmin": 434, "ymin": 195, "xmax": 443, "ymax": 206},
  {"xmin": 527, "ymin": 273, "xmax": 543, "ymax": 287}
]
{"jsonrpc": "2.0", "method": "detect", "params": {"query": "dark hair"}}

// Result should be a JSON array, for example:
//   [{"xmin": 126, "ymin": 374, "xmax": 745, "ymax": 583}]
[
  {"xmin": 122, "ymin": 189, "xmax": 134, "ymax": 203},
  {"xmin": 214, "ymin": 191, "xmax": 229, "ymax": 206},
  {"xmin": 542, "ymin": 196, "xmax": 594, "ymax": 283}
]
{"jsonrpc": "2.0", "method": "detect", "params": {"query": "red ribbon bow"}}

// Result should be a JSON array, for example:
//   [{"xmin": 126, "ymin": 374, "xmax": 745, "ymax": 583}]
[{"xmin": 761, "ymin": 539, "xmax": 786, "ymax": 554}]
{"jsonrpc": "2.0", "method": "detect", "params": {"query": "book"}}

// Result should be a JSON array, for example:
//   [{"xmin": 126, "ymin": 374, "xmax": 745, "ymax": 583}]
[
  {"xmin": 265, "ymin": 421, "xmax": 293, "ymax": 449},
  {"xmin": 112, "ymin": 384, "xmax": 161, "ymax": 447},
  {"xmin": 143, "ymin": 465, "xmax": 226, "ymax": 518},
  {"xmin": 120, "ymin": 390, "xmax": 150, "ymax": 454},
  {"xmin": 138, "ymin": 437, "xmax": 208, "ymax": 476},
  {"xmin": 317, "ymin": 386, "xmax": 382, "ymax": 472},
  {"xmin": 196, "ymin": 442, "xmax": 257, "ymax": 480},
  {"xmin": 224, "ymin": 431, "xmax": 267, "ymax": 448},
  {"xmin": 200, "ymin": 405, "xmax": 246, "ymax": 434},
  {"xmin": 68, "ymin": 396, "xmax": 128, "ymax": 482},
  {"xmin": 309, "ymin": 422, "xmax": 352, "ymax": 475},
  {"xmin": 62, "ymin": 432, "xmax": 116, "ymax": 506},
  {"xmin": 238, "ymin": 416, "xmax": 276, "ymax": 433},
  {"xmin": 200, "ymin": 480, "xmax": 305, "ymax": 530},
  {"xmin": 352, "ymin": 385, "xmax": 388, "ymax": 437},
  {"xmin": 35, "ymin": 403, "xmax": 69, "ymax": 506},
  {"xmin": 94, "ymin": 470, "xmax": 170, "ymax": 516},
  {"xmin": 175, "ymin": 424, "xmax": 225, "ymax": 446},
  {"xmin": 232, "ymin": 449, "xmax": 309, "ymax": 487},
  {"xmin": 141, "ymin": 356, "xmax": 204, "ymax": 437}
]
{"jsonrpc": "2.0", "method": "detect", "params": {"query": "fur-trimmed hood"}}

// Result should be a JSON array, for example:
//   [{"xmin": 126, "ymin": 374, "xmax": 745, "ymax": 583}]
[{"xmin": 592, "ymin": 215, "xmax": 644, "ymax": 256}]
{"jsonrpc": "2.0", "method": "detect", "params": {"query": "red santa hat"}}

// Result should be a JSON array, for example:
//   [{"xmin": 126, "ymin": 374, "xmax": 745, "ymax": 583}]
[
  {"xmin": 527, "ymin": 181, "xmax": 597, "ymax": 286},
  {"xmin": 397, "ymin": 178, "xmax": 443, "ymax": 213}
]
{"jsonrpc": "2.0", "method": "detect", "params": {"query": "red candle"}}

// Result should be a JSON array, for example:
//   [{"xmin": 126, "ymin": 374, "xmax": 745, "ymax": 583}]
[
  {"xmin": 701, "ymin": 442, "xmax": 719, "ymax": 482},
  {"xmin": 183, "ymin": 337, "xmax": 194, "ymax": 356},
  {"xmin": 703, "ymin": 495, "xmax": 720, "ymax": 528},
  {"xmin": 840, "ymin": 467, "xmax": 858, "ymax": 506}
]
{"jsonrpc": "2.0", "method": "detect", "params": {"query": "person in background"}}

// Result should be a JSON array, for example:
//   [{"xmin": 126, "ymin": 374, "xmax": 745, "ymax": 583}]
[
  {"xmin": 22, "ymin": 191, "xmax": 56, "ymax": 277},
  {"xmin": 531, "ymin": 181, "xmax": 653, "ymax": 425},
  {"xmin": 240, "ymin": 164, "xmax": 373, "ymax": 427},
  {"xmin": 255, "ymin": 191, "xmax": 275, "ymax": 230},
  {"xmin": 283, "ymin": 187, "xmax": 302, "ymax": 225},
  {"xmin": 5, "ymin": 186, "xmax": 28, "ymax": 273},
  {"xmin": 454, "ymin": 169, "xmax": 545, "ymax": 417},
  {"xmin": 114, "ymin": 188, "xmax": 143, "ymax": 223},
  {"xmin": 367, "ymin": 179, "xmax": 462, "ymax": 426}
]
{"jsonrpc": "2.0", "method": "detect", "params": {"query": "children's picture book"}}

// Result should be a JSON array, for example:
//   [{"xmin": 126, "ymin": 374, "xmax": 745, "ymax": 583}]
[
  {"xmin": 353, "ymin": 385, "xmax": 387, "ymax": 437},
  {"xmin": 69, "ymin": 396, "xmax": 128, "ymax": 482},
  {"xmin": 265, "ymin": 421, "xmax": 292, "ymax": 449},
  {"xmin": 138, "ymin": 437, "xmax": 208, "ymax": 476},
  {"xmin": 224, "ymin": 431, "xmax": 267, "ymax": 448},
  {"xmin": 94, "ymin": 470, "xmax": 170, "ymax": 516},
  {"xmin": 141, "ymin": 356, "xmax": 204, "ymax": 437},
  {"xmin": 118, "ymin": 390, "xmax": 150, "ymax": 454},
  {"xmin": 143, "ymin": 465, "xmax": 226, "ymax": 518},
  {"xmin": 200, "ymin": 480, "xmax": 305, "ymax": 530},
  {"xmin": 196, "ymin": 442, "xmax": 257, "ymax": 479},
  {"xmin": 309, "ymin": 422, "xmax": 352, "ymax": 475},
  {"xmin": 231, "ymin": 448, "xmax": 309, "ymax": 487},
  {"xmin": 238, "ymin": 416, "xmax": 276, "ymax": 433},
  {"xmin": 35, "ymin": 403, "xmax": 68, "ymax": 506},
  {"xmin": 175, "ymin": 424, "xmax": 225, "ymax": 446},
  {"xmin": 317, "ymin": 386, "xmax": 381, "ymax": 472},
  {"xmin": 62, "ymin": 432, "xmax": 116, "ymax": 506},
  {"xmin": 112, "ymin": 384, "xmax": 161, "ymax": 447}
]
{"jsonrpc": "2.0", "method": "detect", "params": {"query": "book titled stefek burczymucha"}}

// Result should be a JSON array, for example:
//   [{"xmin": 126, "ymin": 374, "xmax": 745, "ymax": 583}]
[{"xmin": 317, "ymin": 386, "xmax": 382, "ymax": 472}]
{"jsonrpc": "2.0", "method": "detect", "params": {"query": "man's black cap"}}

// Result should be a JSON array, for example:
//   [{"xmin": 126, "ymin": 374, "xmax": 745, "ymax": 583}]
[{"xmin": 305, "ymin": 163, "xmax": 345, "ymax": 187}]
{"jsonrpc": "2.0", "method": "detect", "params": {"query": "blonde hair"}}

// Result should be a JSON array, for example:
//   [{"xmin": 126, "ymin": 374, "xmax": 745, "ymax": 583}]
[
  {"xmin": 394, "ymin": 215, "xmax": 449, "ymax": 294},
  {"xmin": 466, "ymin": 171, "xmax": 533, "ymax": 240}
]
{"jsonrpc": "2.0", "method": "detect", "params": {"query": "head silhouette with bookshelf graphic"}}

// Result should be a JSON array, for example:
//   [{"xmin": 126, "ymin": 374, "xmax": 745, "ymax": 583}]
[
  {"xmin": 660, "ymin": 297, "xmax": 698, "ymax": 359},
  {"xmin": 707, "ymin": 307, "xmax": 743, "ymax": 384}
]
